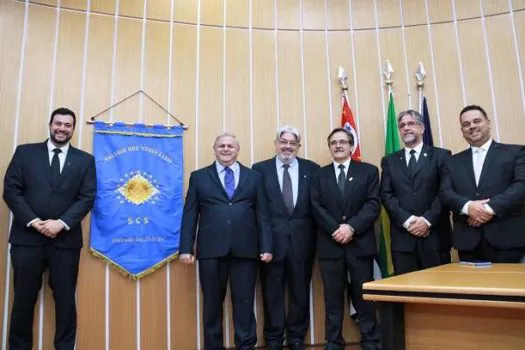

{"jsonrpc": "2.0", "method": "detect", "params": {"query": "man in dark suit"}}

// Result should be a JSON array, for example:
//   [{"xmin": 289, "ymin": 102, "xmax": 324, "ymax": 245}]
[
  {"xmin": 380, "ymin": 109, "xmax": 452, "ymax": 275},
  {"xmin": 440, "ymin": 105, "xmax": 525, "ymax": 262},
  {"xmin": 3, "ymin": 107, "xmax": 96, "ymax": 350},
  {"xmin": 179, "ymin": 132, "xmax": 272, "ymax": 350},
  {"xmin": 310, "ymin": 128, "xmax": 381, "ymax": 350},
  {"xmin": 252, "ymin": 125, "xmax": 319, "ymax": 350}
]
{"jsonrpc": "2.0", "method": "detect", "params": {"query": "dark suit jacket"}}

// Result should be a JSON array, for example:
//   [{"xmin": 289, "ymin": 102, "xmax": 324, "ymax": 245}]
[
  {"xmin": 180, "ymin": 162, "xmax": 272, "ymax": 259},
  {"xmin": 252, "ymin": 157, "xmax": 319, "ymax": 262},
  {"xmin": 380, "ymin": 145, "xmax": 452, "ymax": 252},
  {"xmin": 310, "ymin": 160, "xmax": 380, "ymax": 259},
  {"xmin": 3, "ymin": 141, "xmax": 96, "ymax": 248},
  {"xmin": 440, "ymin": 141, "xmax": 525, "ymax": 250}
]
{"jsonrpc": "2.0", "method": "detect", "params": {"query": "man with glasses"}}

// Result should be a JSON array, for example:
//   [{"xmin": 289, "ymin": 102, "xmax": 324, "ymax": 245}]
[
  {"xmin": 252, "ymin": 126, "xmax": 319, "ymax": 350},
  {"xmin": 310, "ymin": 128, "xmax": 381, "ymax": 350},
  {"xmin": 380, "ymin": 109, "xmax": 452, "ymax": 275}
]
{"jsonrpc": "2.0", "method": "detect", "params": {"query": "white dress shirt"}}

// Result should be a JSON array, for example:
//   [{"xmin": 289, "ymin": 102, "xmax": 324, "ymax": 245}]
[
  {"xmin": 276, "ymin": 156, "xmax": 299, "ymax": 206},
  {"xmin": 333, "ymin": 158, "xmax": 351, "ymax": 179},
  {"xmin": 404, "ymin": 142, "xmax": 423, "ymax": 166},
  {"xmin": 461, "ymin": 139, "xmax": 495, "ymax": 215},
  {"xmin": 216, "ymin": 161, "xmax": 240, "ymax": 189},
  {"xmin": 47, "ymin": 139, "xmax": 70, "ymax": 173}
]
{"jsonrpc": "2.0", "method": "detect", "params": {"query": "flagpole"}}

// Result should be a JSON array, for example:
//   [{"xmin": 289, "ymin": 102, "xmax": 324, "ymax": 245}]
[
  {"xmin": 415, "ymin": 62, "xmax": 426, "ymax": 114},
  {"xmin": 383, "ymin": 59, "xmax": 394, "ymax": 95}
]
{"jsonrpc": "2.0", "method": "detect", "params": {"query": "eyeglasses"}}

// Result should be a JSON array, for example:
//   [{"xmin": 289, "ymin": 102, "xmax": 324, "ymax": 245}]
[
  {"xmin": 278, "ymin": 139, "xmax": 299, "ymax": 147},
  {"xmin": 329, "ymin": 140, "xmax": 351, "ymax": 147},
  {"xmin": 398, "ymin": 121, "xmax": 421, "ymax": 129}
]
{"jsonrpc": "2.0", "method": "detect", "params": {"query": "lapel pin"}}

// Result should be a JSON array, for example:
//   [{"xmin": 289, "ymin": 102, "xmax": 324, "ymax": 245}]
[
  {"xmin": 423, "ymin": 153, "xmax": 427, "ymax": 157},
  {"xmin": 348, "ymin": 177, "xmax": 354, "ymax": 182},
  {"xmin": 304, "ymin": 175, "xmax": 307, "ymax": 178}
]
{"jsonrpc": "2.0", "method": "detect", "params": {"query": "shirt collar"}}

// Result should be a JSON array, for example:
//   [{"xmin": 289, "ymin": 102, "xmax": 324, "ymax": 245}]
[
  {"xmin": 47, "ymin": 139, "xmax": 70, "ymax": 154},
  {"xmin": 276, "ymin": 156, "xmax": 298, "ymax": 169},
  {"xmin": 405, "ymin": 142, "xmax": 423, "ymax": 155},
  {"xmin": 333, "ymin": 158, "xmax": 351, "ymax": 171},
  {"xmin": 215, "ymin": 161, "xmax": 239, "ymax": 173},
  {"xmin": 471, "ymin": 138, "xmax": 493, "ymax": 153}
]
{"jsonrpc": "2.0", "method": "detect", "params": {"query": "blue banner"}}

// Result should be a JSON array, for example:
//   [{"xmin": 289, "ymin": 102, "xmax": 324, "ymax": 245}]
[{"xmin": 90, "ymin": 122, "xmax": 184, "ymax": 278}]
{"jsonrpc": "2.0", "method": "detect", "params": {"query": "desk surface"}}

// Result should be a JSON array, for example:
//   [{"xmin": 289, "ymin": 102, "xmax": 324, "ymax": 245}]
[{"xmin": 363, "ymin": 263, "xmax": 525, "ymax": 308}]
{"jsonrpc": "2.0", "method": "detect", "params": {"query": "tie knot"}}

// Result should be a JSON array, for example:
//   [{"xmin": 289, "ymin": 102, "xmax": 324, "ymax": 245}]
[
  {"xmin": 338, "ymin": 164, "xmax": 345, "ymax": 170},
  {"xmin": 409, "ymin": 149, "xmax": 416, "ymax": 155},
  {"xmin": 53, "ymin": 148, "xmax": 62, "ymax": 155},
  {"xmin": 224, "ymin": 166, "xmax": 232, "ymax": 173},
  {"xmin": 283, "ymin": 164, "xmax": 290, "ymax": 170}
]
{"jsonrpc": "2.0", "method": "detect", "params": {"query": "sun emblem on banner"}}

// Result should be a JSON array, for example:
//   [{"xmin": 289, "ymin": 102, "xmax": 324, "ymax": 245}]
[{"xmin": 116, "ymin": 171, "xmax": 160, "ymax": 205}]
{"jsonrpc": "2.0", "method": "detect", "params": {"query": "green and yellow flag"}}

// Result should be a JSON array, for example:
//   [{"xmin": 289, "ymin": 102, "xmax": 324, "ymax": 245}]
[{"xmin": 378, "ymin": 92, "xmax": 401, "ymax": 277}]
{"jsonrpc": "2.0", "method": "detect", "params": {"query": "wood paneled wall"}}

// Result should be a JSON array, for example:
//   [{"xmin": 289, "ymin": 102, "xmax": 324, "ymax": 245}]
[{"xmin": 1, "ymin": 0, "xmax": 525, "ymax": 349}]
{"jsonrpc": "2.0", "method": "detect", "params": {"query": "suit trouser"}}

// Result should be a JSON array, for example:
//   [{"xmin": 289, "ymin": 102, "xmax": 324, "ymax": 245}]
[
  {"xmin": 199, "ymin": 256, "xmax": 258, "ymax": 350},
  {"xmin": 392, "ymin": 240, "xmax": 450, "ymax": 275},
  {"xmin": 319, "ymin": 254, "xmax": 380, "ymax": 350},
  {"xmin": 9, "ymin": 244, "xmax": 81, "ymax": 350},
  {"xmin": 458, "ymin": 235, "xmax": 525, "ymax": 263},
  {"xmin": 260, "ymin": 246, "xmax": 313, "ymax": 349}
]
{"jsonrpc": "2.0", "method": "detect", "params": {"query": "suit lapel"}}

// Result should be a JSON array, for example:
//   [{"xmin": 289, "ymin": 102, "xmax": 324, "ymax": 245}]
[
  {"xmin": 60, "ymin": 147, "xmax": 76, "ymax": 183},
  {"xmin": 397, "ymin": 150, "xmax": 410, "ymax": 180},
  {"xmin": 477, "ymin": 141, "xmax": 498, "ymax": 188},
  {"xmin": 412, "ymin": 145, "xmax": 432, "ymax": 190},
  {"xmin": 342, "ymin": 161, "xmax": 359, "ymax": 206},
  {"xmin": 234, "ymin": 163, "xmax": 249, "ymax": 198},
  {"xmin": 459, "ymin": 149, "xmax": 477, "ymax": 187},
  {"xmin": 325, "ymin": 165, "xmax": 343, "ymax": 206},
  {"xmin": 41, "ymin": 142, "xmax": 53, "ymax": 186},
  {"xmin": 206, "ymin": 163, "xmax": 229, "ymax": 198}
]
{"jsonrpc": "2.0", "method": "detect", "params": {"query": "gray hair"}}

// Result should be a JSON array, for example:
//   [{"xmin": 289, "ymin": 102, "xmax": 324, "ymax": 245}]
[
  {"xmin": 276, "ymin": 125, "xmax": 301, "ymax": 143},
  {"xmin": 213, "ymin": 132, "xmax": 239, "ymax": 147},
  {"xmin": 397, "ymin": 109, "xmax": 424, "ymax": 125}
]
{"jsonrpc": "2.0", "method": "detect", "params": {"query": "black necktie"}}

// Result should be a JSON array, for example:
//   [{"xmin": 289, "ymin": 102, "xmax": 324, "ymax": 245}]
[
  {"xmin": 282, "ymin": 164, "xmax": 294, "ymax": 215},
  {"xmin": 51, "ymin": 148, "xmax": 62, "ymax": 185},
  {"xmin": 407, "ymin": 149, "xmax": 417, "ymax": 179},
  {"xmin": 337, "ymin": 164, "xmax": 346, "ymax": 195}
]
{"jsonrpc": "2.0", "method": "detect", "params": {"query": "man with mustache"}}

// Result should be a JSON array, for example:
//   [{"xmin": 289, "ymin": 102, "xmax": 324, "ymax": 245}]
[
  {"xmin": 179, "ymin": 132, "xmax": 272, "ymax": 350},
  {"xmin": 440, "ymin": 105, "xmax": 525, "ymax": 262},
  {"xmin": 310, "ymin": 128, "xmax": 380, "ymax": 350},
  {"xmin": 380, "ymin": 110, "xmax": 452, "ymax": 275},
  {"xmin": 252, "ymin": 126, "xmax": 319, "ymax": 350},
  {"xmin": 3, "ymin": 107, "xmax": 96, "ymax": 350}
]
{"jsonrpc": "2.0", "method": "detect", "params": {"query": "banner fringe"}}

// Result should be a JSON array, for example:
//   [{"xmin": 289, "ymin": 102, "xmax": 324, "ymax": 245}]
[{"xmin": 90, "ymin": 248, "xmax": 180, "ymax": 280}]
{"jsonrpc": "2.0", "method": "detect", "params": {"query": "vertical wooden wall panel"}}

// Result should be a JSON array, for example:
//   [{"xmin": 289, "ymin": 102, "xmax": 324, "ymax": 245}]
[
  {"xmin": 379, "ymin": 28, "xmax": 411, "ymax": 111},
  {"xmin": 456, "ymin": 20, "xmax": 492, "ymax": 107},
  {"xmin": 140, "ymin": 19, "xmax": 171, "ymax": 350},
  {"xmin": 428, "ymin": 22, "xmax": 465, "ymax": 153},
  {"xmin": 426, "ymin": 0, "xmax": 452, "ymax": 23},
  {"xmin": 485, "ymin": 14, "xmax": 525, "ymax": 144},
  {"xmin": 251, "ymin": 0, "xmax": 274, "ymax": 29},
  {"xmin": 251, "ymin": 30, "xmax": 277, "ymax": 161},
  {"xmin": 2, "ymin": 2, "xmax": 525, "ymax": 349},
  {"xmin": 276, "ymin": 0, "xmax": 300, "ymax": 30},
  {"xmin": 75, "ymin": 13, "xmax": 114, "ymax": 350},
  {"xmin": 0, "ymin": 1, "xmax": 25, "ymax": 343},
  {"xmin": 377, "ymin": 0, "xmax": 402, "ymax": 28},
  {"xmin": 302, "ymin": 0, "xmax": 324, "ymax": 30},
  {"xmin": 326, "ymin": 0, "xmax": 350, "ymax": 30},
  {"xmin": 352, "ymin": 31, "xmax": 386, "ymax": 167},
  {"xmin": 403, "ymin": 25, "xmax": 441, "ymax": 145},
  {"xmin": 169, "ymin": 22, "xmax": 198, "ymax": 350},
  {"xmin": 108, "ymin": 15, "xmax": 143, "ymax": 350},
  {"xmin": 276, "ymin": 31, "xmax": 303, "ymax": 154}
]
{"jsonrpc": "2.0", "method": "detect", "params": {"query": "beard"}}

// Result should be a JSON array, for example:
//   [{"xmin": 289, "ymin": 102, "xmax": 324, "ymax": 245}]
[{"xmin": 50, "ymin": 131, "xmax": 72, "ymax": 146}]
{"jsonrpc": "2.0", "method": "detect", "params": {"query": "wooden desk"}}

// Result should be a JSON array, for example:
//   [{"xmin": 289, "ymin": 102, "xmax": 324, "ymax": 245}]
[{"xmin": 363, "ymin": 263, "xmax": 525, "ymax": 350}]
